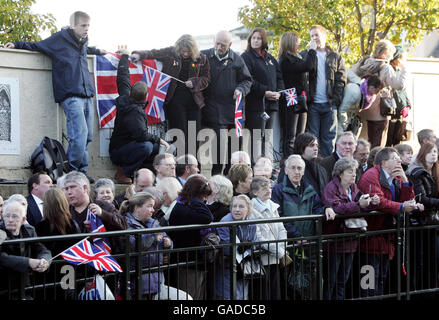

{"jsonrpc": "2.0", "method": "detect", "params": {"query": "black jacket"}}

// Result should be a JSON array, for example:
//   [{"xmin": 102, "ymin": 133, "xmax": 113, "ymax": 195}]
[
  {"xmin": 241, "ymin": 49, "xmax": 284, "ymax": 112},
  {"xmin": 25, "ymin": 194, "xmax": 42, "ymax": 227},
  {"xmin": 201, "ymin": 48, "xmax": 252, "ymax": 125},
  {"xmin": 301, "ymin": 47, "xmax": 346, "ymax": 107},
  {"xmin": 0, "ymin": 222, "xmax": 52, "ymax": 295},
  {"xmin": 408, "ymin": 166, "xmax": 439, "ymax": 210},
  {"xmin": 109, "ymin": 54, "xmax": 160, "ymax": 153},
  {"xmin": 279, "ymin": 50, "xmax": 316, "ymax": 97}
]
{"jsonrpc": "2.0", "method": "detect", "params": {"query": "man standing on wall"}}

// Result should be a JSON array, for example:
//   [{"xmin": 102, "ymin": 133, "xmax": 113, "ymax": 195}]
[
  {"xmin": 302, "ymin": 25, "xmax": 346, "ymax": 158},
  {"xmin": 5, "ymin": 11, "xmax": 107, "ymax": 183}
]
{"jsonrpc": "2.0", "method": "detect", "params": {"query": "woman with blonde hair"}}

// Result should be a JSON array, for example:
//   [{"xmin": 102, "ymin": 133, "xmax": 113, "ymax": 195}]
[
  {"xmin": 131, "ymin": 34, "xmax": 210, "ymax": 155},
  {"xmin": 278, "ymin": 31, "xmax": 316, "ymax": 156},
  {"xmin": 357, "ymin": 39, "xmax": 408, "ymax": 147}
]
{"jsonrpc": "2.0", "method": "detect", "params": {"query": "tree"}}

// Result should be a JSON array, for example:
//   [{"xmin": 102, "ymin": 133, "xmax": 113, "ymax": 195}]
[
  {"xmin": 238, "ymin": 0, "xmax": 439, "ymax": 64},
  {"xmin": 0, "ymin": 0, "xmax": 56, "ymax": 44}
]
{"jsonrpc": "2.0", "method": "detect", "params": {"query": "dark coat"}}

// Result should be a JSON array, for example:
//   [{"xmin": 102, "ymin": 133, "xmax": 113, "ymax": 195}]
[
  {"xmin": 407, "ymin": 165, "xmax": 439, "ymax": 213},
  {"xmin": 271, "ymin": 176, "xmax": 325, "ymax": 238},
  {"xmin": 132, "ymin": 46, "xmax": 210, "ymax": 108},
  {"xmin": 35, "ymin": 218, "xmax": 81, "ymax": 256},
  {"xmin": 321, "ymin": 176, "xmax": 375, "ymax": 252},
  {"xmin": 357, "ymin": 165, "xmax": 414, "ymax": 258},
  {"xmin": 201, "ymin": 48, "xmax": 253, "ymax": 125},
  {"xmin": 14, "ymin": 28, "xmax": 101, "ymax": 103},
  {"xmin": 126, "ymin": 212, "xmax": 172, "ymax": 296},
  {"xmin": 69, "ymin": 199, "xmax": 127, "ymax": 233},
  {"xmin": 25, "ymin": 194, "xmax": 43, "ymax": 227},
  {"xmin": 109, "ymin": 54, "xmax": 160, "ymax": 153},
  {"xmin": 0, "ymin": 222, "xmax": 52, "ymax": 295},
  {"xmin": 301, "ymin": 47, "xmax": 346, "ymax": 107},
  {"xmin": 319, "ymin": 152, "xmax": 362, "ymax": 183},
  {"xmin": 241, "ymin": 49, "xmax": 284, "ymax": 112},
  {"xmin": 207, "ymin": 201, "xmax": 230, "ymax": 222},
  {"xmin": 279, "ymin": 50, "xmax": 316, "ymax": 97}
]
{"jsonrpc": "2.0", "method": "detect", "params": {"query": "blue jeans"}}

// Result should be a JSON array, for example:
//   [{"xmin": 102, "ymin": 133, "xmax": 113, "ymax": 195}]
[
  {"xmin": 60, "ymin": 97, "xmax": 94, "ymax": 173},
  {"xmin": 360, "ymin": 253, "xmax": 390, "ymax": 297},
  {"xmin": 306, "ymin": 102, "xmax": 337, "ymax": 158},
  {"xmin": 323, "ymin": 252, "xmax": 354, "ymax": 300},
  {"xmin": 110, "ymin": 141, "xmax": 154, "ymax": 176}
]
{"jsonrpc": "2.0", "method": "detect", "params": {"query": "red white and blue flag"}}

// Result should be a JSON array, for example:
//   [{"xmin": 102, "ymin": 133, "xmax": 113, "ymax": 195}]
[
  {"xmin": 94, "ymin": 53, "xmax": 165, "ymax": 128},
  {"xmin": 142, "ymin": 66, "xmax": 171, "ymax": 121},
  {"xmin": 285, "ymin": 88, "xmax": 298, "ymax": 107},
  {"xmin": 89, "ymin": 211, "xmax": 111, "ymax": 254},
  {"xmin": 235, "ymin": 91, "xmax": 243, "ymax": 137},
  {"xmin": 60, "ymin": 238, "xmax": 123, "ymax": 273}
]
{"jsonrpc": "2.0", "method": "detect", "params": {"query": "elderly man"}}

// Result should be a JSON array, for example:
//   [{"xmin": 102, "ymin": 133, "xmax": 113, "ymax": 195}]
[
  {"xmin": 354, "ymin": 138, "xmax": 371, "ymax": 176},
  {"xmin": 153, "ymin": 153, "xmax": 176, "ymax": 184},
  {"xmin": 156, "ymin": 177, "xmax": 182, "ymax": 222},
  {"xmin": 302, "ymin": 25, "xmax": 346, "ymax": 158},
  {"xmin": 25, "ymin": 172, "xmax": 53, "ymax": 226},
  {"xmin": 320, "ymin": 131, "xmax": 358, "ymax": 181},
  {"xmin": 62, "ymin": 171, "xmax": 126, "ymax": 232},
  {"xmin": 0, "ymin": 199, "xmax": 51, "ymax": 299},
  {"xmin": 201, "ymin": 30, "xmax": 253, "ymax": 176},
  {"xmin": 115, "ymin": 168, "xmax": 155, "ymax": 207},
  {"xmin": 176, "ymin": 154, "xmax": 199, "ymax": 186},
  {"xmin": 5, "ymin": 12, "xmax": 107, "ymax": 183},
  {"xmin": 272, "ymin": 154, "xmax": 335, "ymax": 239},
  {"xmin": 358, "ymin": 147, "xmax": 421, "ymax": 297}
]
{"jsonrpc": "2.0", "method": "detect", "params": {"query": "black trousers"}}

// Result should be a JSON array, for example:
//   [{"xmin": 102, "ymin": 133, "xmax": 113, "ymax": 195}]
[
  {"xmin": 282, "ymin": 108, "xmax": 307, "ymax": 157},
  {"xmin": 165, "ymin": 94, "xmax": 200, "ymax": 157}
]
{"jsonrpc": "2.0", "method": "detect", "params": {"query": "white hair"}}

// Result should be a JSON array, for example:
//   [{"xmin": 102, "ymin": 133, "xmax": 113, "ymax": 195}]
[
  {"xmin": 231, "ymin": 151, "xmax": 251, "ymax": 165},
  {"xmin": 285, "ymin": 154, "xmax": 305, "ymax": 169},
  {"xmin": 4, "ymin": 198, "xmax": 26, "ymax": 218},
  {"xmin": 156, "ymin": 177, "xmax": 182, "ymax": 202}
]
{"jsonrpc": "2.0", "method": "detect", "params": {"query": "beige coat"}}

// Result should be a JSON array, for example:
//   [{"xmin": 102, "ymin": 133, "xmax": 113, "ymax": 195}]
[{"xmin": 359, "ymin": 58, "xmax": 408, "ymax": 121}]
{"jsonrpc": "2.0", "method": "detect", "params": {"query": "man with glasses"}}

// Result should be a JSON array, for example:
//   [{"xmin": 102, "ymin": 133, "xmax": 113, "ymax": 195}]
[
  {"xmin": 357, "ymin": 147, "xmax": 422, "ymax": 297},
  {"xmin": 201, "ymin": 30, "xmax": 252, "ymax": 176},
  {"xmin": 153, "ymin": 153, "xmax": 177, "ymax": 185}
]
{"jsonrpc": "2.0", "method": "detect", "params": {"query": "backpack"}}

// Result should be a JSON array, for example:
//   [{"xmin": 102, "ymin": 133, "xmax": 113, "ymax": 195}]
[{"xmin": 30, "ymin": 136, "xmax": 70, "ymax": 181}]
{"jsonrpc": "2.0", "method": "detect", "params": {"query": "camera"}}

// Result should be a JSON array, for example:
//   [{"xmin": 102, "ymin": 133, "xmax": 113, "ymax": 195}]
[{"xmin": 261, "ymin": 112, "xmax": 270, "ymax": 121}]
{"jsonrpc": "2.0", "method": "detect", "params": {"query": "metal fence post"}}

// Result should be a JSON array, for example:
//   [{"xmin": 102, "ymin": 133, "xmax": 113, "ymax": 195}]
[
  {"xmin": 230, "ymin": 225, "xmax": 237, "ymax": 300},
  {"xmin": 315, "ymin": 217, "xmax": 323, "ymax": 300},
  {"xmin": 396, "ymin": 212, "xmax": 402, "ymax": 300}
]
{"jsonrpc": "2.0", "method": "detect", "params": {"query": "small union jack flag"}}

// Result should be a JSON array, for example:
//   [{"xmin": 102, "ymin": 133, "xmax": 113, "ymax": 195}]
[
  {"xmin": 143, "ymin": 66, "xmax": 171, "ymax": 122},
  {"xmin": 89, "ymin": 211, "xmax": 111, "ymax": 254},
  {"xmin": 60, "ymin": 239, "xmax": 123, "ymax": 273},
  {"xmin": 285, "ymin": 88, "xmax": 298, "ymax": 107},
  {"xmin": 235, "ymin": 91, "xmax": 243, "ymax": 137}
]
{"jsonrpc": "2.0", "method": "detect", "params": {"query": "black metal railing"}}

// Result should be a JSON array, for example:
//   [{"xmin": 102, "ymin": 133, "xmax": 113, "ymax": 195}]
[{"xmin": 1, "ymin": 211, "xmax": 438, "ymax": 300}]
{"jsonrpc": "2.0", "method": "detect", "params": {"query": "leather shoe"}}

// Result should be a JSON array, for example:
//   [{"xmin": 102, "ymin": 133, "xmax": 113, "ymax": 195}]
[{"xmin": 115, "ymin": 167, "xmax": 132, "ymax": 184}]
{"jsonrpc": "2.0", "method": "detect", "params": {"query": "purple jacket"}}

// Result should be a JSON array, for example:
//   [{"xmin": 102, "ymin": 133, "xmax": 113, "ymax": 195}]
[{"xmin": 321, "ymin": 176, "xmax": 364, "ymax": 253}]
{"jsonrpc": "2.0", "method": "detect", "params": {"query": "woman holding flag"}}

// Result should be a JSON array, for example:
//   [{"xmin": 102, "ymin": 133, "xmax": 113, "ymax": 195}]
[
  {"xmin": 131, "ymin": 34, "xmax": 210, "ymax": 157},
  {"xmin": 241, "ymin": 27, "xmax": 284, "ymax": 165},
  {"xmin": 278, "ymin": 31, "xmax": 316, "ymax": 157}
]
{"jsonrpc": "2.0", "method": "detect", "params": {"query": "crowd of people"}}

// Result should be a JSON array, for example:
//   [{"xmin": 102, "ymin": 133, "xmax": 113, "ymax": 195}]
[{"xmin": 0, "ymin": 10, "xmax": 438, "ymax": 301}]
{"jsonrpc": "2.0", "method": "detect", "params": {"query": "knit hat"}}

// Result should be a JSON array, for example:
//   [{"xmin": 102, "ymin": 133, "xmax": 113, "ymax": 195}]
[{"xmin": 392, "ymin": 45, "xmax": 404, "ymax": 61}]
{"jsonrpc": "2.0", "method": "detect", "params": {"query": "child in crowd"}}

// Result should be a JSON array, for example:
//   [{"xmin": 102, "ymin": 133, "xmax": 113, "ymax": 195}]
[{"xmin": 395, "ymin": 143, "xmax": 413, "ymax": 171}]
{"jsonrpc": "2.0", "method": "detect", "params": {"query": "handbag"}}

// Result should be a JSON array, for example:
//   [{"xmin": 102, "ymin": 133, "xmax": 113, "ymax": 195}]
[
  {"xmin": 239, "ymin": 255, "xmax": 266, "ymax": 279},
  {"xmin": 287, "ymin": 248, "xmax": 316, "ymax": 293},
  {"xmin": 379, "ymin": 94, "xmax": 397, "ymax": 117},
  {"xmin": 292, "ymin": 91, "xmax": 308, "ymax": 114}
]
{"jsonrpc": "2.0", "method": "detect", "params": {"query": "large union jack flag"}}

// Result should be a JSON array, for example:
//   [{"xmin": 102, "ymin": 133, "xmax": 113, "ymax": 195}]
[
  {"xmin": 60, "ymin": 238, "xmax": 122, "ymax": 273},
  {"xmin": 142, "ymin": 66, "xmax": 171, "ymax": 121},
  {"xmin": 285, "ymin": 88, "xmax": 298, "ymax": 107},
  {"xmin": 235, "ymin": 91, "xmax": 243, "ymax": 137},
  {"xmin": 94, "ymin": 53, "xmax": 165, "ymax": 128},
  {"xmin": 88, "ymin": 211, "xmax": 111, "ymax": 254}
]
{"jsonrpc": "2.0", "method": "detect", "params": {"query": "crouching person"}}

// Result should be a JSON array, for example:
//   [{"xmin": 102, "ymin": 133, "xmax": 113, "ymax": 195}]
[{"xmin": 0, "ymin": 199, "xmax": 51, "ymax": 299}]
